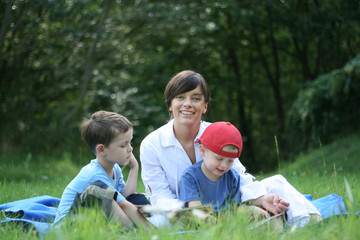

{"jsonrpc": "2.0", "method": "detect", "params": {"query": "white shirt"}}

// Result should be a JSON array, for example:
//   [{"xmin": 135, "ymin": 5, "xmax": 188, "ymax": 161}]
[{"xmin": 140, "ymin": 119, "xmax": 267, "ymax": 209}]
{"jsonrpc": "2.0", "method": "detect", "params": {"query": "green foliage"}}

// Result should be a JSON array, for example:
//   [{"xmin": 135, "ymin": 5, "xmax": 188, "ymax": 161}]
[
  {"xmin": 1, "ymin": 0, "xmax": 360, "ymax": 172},
  {"xmin": 286, "ymin": 56, "xmax": 360, "ymax": 153}
]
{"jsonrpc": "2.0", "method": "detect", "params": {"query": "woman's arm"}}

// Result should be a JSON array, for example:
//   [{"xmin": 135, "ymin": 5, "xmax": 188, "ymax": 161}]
[
  {"xmin": 232, "ymin": 158, "xmax": 254, "ymax": 185},
  {"xmin": 140, "ymin": 139, "xmax": 183, "ymax": 208},
  {"xmin": 232, "ymin": 158, "xmax": 268, "ymax": 202},
  {"xmin": 121, "ymin": 154, "xmax": 139, "ymax": 198}
]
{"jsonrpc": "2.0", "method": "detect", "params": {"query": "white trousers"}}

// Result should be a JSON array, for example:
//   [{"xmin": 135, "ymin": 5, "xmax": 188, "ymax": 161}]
[{"xmin": 261, "ymin": 174, "xmax": 320, "ymax": 226}]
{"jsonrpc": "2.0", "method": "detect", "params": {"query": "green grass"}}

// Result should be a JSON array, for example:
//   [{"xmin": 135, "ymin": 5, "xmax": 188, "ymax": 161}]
[{"xmin": 1, "ymin": 135, "xmax": 360, "ymax": 239}]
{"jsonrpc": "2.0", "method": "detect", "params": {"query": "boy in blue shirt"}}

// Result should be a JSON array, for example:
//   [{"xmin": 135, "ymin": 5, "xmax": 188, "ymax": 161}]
[
  {"xmin": 53, "ymin": 110, "xmax": 150, "ymax": 229},
  {"xmin": 180, "ymin": 122, "xmax": 283, "ymax": 224}
]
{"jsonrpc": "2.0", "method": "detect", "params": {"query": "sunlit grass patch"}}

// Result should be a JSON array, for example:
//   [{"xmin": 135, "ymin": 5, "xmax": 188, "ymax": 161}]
[{"xmin": 0, "ymin": 221, "xmax": 39, "ymax": 240}]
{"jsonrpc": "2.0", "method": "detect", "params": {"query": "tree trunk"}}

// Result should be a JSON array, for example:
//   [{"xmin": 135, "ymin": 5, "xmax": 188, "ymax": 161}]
[
  {"xmin": 252, "ymin": 28, "xmax": 285, "ymax": 136},
  {"xmin": 61, "ymin": 0, "xmax": 112, "ymax": 127},
  {"xmin": 0, "ymin": 1, "xmax": 12, "ymax": 65},
  {"xmin": 227, "ymin": 46, "xmax": 256, "ymax": 171},
  {"xmin": 222, "ymin": 10, "xmax": 256, "ymax": 171}
]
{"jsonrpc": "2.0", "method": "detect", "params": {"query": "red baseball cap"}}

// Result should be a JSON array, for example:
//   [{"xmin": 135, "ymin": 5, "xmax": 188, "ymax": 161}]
[{"xmin": 196, "ymin": 122, "xmax": 243, "ymax": 158}]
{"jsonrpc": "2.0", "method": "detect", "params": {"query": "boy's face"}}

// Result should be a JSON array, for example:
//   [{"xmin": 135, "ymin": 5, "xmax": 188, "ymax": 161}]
[
  {"xmin": 103, "ymin": 128, "xmax": 133, "ymax": 166},
  {"xmin": 200, "ymin": 144, "xmax": 238, "ymax": 181}
]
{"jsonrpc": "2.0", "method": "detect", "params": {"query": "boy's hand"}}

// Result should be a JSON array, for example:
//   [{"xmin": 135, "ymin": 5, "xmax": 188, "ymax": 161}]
[
  {"xmin": 261, "ymin": 194, "xmax": 289, "ymax": 215},
  {"xmin": 128, "ymin": 153, "xmax": 138, "ymax": 169},
  {"xmin": 275, "ymin": 197, "xmax": 289, "ymax": 213},
  {"xmin": 250, "ymin": 193, "xmax": 289, "ymax": 215}
]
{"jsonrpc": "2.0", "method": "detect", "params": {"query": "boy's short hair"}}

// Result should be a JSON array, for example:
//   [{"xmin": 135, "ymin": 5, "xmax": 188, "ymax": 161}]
[
  {"xmin": 196, "ymin": 121, "xmax": 243, "ymax": 158},
  {"xmin": 80, "ymin": 110, "xmax": 133, "ymax": 154}
]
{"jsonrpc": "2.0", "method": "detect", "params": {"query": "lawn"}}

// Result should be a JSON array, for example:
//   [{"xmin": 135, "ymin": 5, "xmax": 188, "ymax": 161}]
[{"xmin": 1, "ymin": 135, "xmax": 359, "ymax": 239}]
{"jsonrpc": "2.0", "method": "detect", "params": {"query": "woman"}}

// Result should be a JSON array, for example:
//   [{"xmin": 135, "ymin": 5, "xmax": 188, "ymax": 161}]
[{"xmin": 140, "ymin": 70, "xmax": 321, "ymax": 226}]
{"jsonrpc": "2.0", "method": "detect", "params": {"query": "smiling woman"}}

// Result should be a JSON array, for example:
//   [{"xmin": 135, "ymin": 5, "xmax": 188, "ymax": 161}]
[
  {"xmin": 164, "ymin": 70, "xmax": 211, "ymax": 116},
  {"xmin": 169, "ymin": 85, "xmax": 207, "ymax": 127},
  {"xmin": 140, "ymin": 70, "xmax": 322, "ymax": 227}
]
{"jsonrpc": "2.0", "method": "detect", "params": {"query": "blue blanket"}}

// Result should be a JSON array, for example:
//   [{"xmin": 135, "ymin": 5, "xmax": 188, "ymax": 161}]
[
  {"xmin": 0, "ymin": 193, "xmax": 350, "ymax": 236},
  {"xmin": 304, "ymin": 193, "xmax": 348, "ymax": 219},
  {"xmin": 0, "ymin": 195, "xmax": 60, "ymax": 237}
]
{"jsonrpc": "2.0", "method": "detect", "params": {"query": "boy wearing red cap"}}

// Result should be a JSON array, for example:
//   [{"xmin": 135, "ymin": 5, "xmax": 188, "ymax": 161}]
[{"xmin": 179, "ymin": 122, "xmax": 280, "ymax": 220}]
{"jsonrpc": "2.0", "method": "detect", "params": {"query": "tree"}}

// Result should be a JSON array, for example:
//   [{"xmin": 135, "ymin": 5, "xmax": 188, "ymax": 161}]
[{"xmin": 1, "ymin": 0, "xmax": 359, "ymax": 172}]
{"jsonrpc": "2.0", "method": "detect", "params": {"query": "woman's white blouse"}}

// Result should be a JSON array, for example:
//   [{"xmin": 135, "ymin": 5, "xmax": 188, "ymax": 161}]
[{"xmin": 140, "ymin": 119, "xmax": 266, "ymax": 209}]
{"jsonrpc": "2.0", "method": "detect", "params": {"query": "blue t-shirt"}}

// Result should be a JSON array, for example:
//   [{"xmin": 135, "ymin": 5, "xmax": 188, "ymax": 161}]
[
  {"xmin": 179, "ymin": 161, "xmax": 242, "ymax": 213},
  {"xmin": 53, "ymin": 159, "xmax": 126, "ymax": 226}
]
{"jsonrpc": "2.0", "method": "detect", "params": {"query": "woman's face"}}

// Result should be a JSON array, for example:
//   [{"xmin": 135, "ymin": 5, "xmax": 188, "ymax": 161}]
[{"xmin": 169, "ymin": 85, "xmax": 208, "ymax": 127}]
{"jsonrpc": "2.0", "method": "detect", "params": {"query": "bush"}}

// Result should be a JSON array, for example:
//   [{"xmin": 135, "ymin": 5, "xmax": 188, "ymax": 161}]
[{"xmin": 286, "ymin": 55, "xmax": 360, "ymax": 153}]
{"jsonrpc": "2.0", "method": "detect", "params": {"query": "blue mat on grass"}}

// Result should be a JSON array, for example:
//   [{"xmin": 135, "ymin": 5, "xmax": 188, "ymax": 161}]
[
  {"xmin": 0, "ymin": 195, "xmax": 59, "ymax": 237},
  {"xmin": 304, "ymin": 193, "xmax": 348, "ymax": 219}
]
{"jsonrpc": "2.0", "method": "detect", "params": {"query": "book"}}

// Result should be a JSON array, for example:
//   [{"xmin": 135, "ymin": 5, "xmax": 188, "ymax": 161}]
[{"xmin": 137, "ymin": 204, "xmax": 213, "ymax": 223}]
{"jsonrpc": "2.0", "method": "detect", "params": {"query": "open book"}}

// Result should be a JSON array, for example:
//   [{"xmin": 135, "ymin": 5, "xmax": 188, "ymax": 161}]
[
  {"xmin": 137, "ymin": 204, "xmax": 214, "ymax": 223},
  {"xmin": 248, "ymin": 213, "xmax": 285, "ymax": 229}
]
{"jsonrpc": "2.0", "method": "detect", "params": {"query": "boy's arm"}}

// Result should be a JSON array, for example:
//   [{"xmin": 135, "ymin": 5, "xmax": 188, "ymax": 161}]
[
  {"xmin": 238, "ymin": 205, "xmax": 270, "ymax": 218},
  {"xmin": 180, "ymin": 172, "xmax": 203, "ymax": 209},
  {"xmin": 121, "ymin": 154, "xmax": 139, "ymax": 198},
  {"xmin": 187, "ymin": 200, "xmax": 202, "ymax": 208}
]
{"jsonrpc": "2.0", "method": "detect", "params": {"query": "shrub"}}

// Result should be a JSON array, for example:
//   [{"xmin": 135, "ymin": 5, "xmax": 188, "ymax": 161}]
[{"xmin": 286, "ymin": 55, "xmax": 360, "ymax": 153}]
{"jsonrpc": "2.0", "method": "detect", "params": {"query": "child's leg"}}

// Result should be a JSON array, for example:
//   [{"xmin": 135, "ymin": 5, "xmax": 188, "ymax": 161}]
[
  {"xmin": 109, "ymin": 199, "xmax": 134, "ymax": 228},
  {"xmin": 117, "ymin": 199, "xmax": 150, "ymax": 229},
  {"xmin": 74, "ymin": 181, "xmax": 150, "ymax": 229},
  {"xmin": 75, "ymin": 180, "xmax": 117, "ymax": 217}
]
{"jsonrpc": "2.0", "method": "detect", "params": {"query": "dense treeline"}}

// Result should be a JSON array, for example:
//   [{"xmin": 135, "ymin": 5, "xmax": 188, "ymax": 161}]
[
  {"xmin": 1, "ymin": 0, "xmax": 359, "ymax": 172},
  {"xmin": 287, "ymin": 56, "xmax": 360, "ymax": 154}
]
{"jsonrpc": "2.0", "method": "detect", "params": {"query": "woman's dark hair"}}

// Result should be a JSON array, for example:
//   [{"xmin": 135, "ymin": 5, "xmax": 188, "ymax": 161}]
[{"xmin": 164, "ymin": 70, "xmax": 210, "ymax": 118}]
